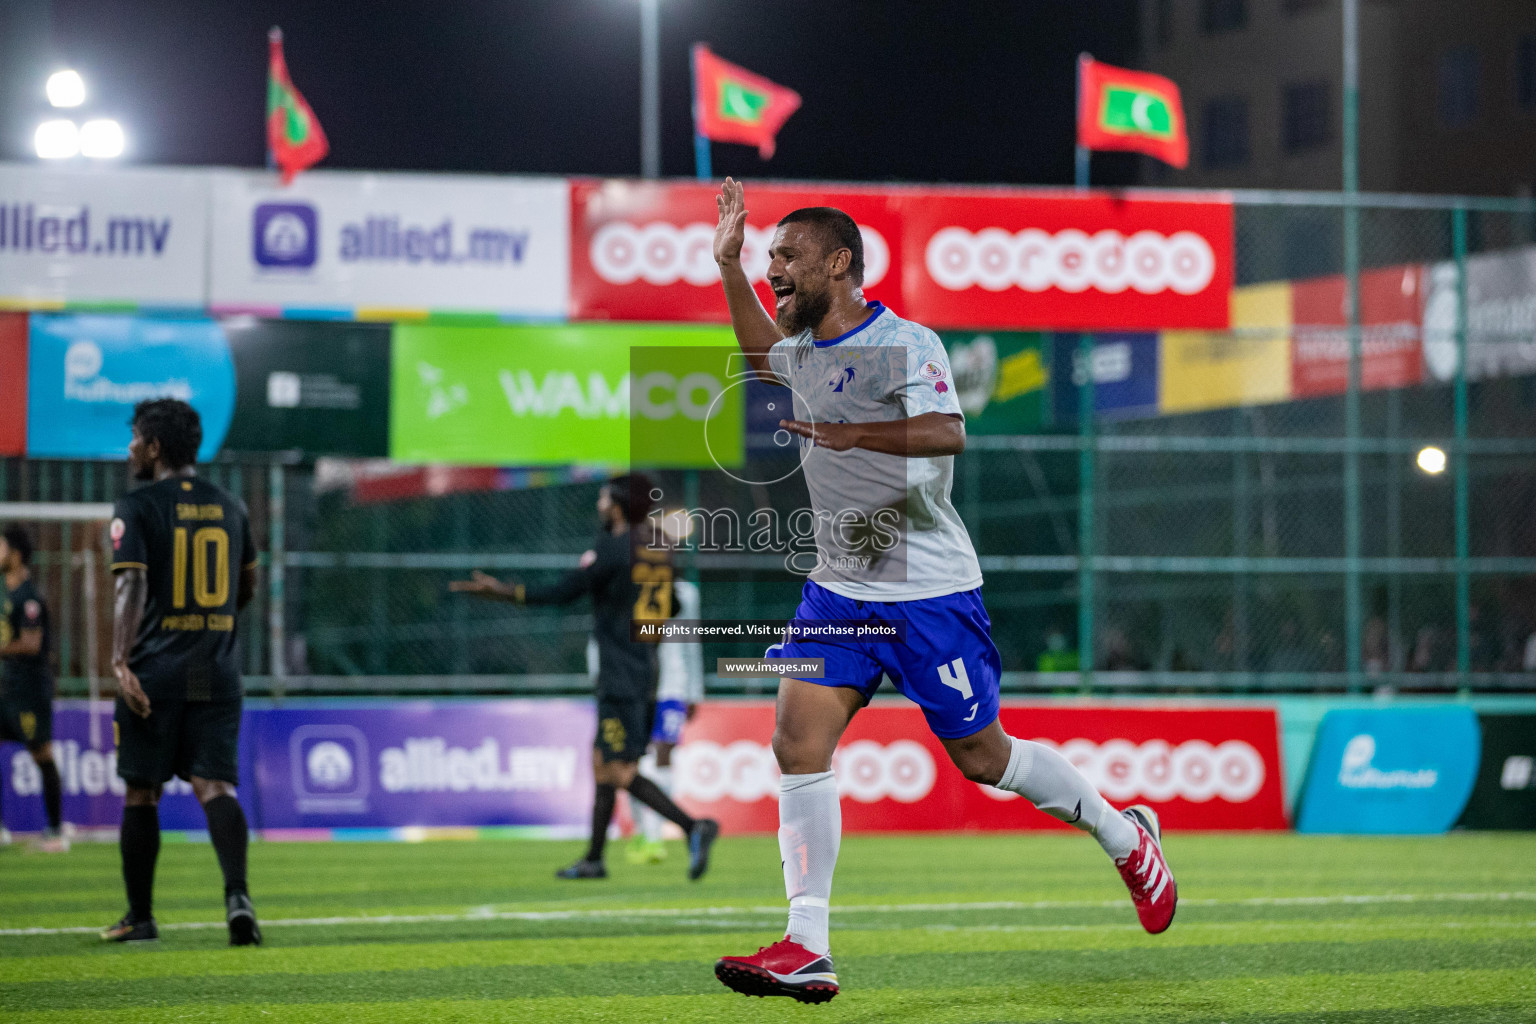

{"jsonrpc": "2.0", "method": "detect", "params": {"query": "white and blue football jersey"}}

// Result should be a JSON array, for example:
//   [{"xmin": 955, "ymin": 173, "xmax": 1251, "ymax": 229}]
[{"xmin": 765, "ymin": 301, "xmax": 983, "ymax": 601}]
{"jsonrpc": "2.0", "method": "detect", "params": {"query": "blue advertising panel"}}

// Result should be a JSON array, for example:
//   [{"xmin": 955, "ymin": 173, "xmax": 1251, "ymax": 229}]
[
  {"xmin": 248, "ymin": 700, "xmax": 595, "ymax": 831},
  {"xmin": 0, "ymin": 703, "xmax": 254, "ymax": 832},
  {"xmin": 2, "ymin": 700, "xmax": 598, "ymax": 835},
  {"xmin": 1049, "ymin": 331, "xmax": 1160, "ymax": 426},
  {"xmin": 1296, "ymin": 707, "xmax": 1481, "ymax": 834},
  {"xmin": 26, "ymin": 314, "xmax": 235, "ymax": 459}
]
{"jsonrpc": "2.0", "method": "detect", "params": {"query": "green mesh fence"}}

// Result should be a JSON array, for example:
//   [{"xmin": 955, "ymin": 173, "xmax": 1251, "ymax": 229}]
[{"xmin": 4, "ymin": 194, "xmax": 1534, "ymax": 695}]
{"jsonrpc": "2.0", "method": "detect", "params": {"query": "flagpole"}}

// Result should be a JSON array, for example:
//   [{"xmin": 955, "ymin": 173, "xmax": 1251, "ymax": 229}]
[
  {"xmin": 639, "ymin": 0, "xmax": 660, "ymax": 177},
  {"xmin": 690, "ymin": 43, "xmax": 712, "ymax": 181},
  {"xmin": 267, "ymin": 26, "xmax": 281, "ymax": 171},
  {"xmin": 1074, "ymin": 53, "xmax": 1090, "ymax": 189}
]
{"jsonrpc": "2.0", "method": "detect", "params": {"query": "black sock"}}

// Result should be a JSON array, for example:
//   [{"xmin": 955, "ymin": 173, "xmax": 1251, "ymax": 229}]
[
  {"xmin": 39, "ymin": 761, "xmax": 62, "ymax": 832},
  {"xmin": 585, "ymin": 784, "xmax": 617, "ymax": 863},
  {"xmin": 202, "ymin": 795, "xmax": 249, "ymax": 897},
  {"xmin": 627, "ymin": 774, "xmax": 696, "ymax": 833},
  {"xmin": 120, "ymin": 805, "xmax": 160, "ymax": 922}
]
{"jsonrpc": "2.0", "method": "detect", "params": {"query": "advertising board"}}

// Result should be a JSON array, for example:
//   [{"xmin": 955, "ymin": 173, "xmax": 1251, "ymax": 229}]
[
  {"xmin": 222, "ymin": 318, "xmax": 390, "ymax": 457},
  {"xmin": 26, "ymin": 314, "xmax": 234, "ymax": 459},
  {"xmin": 390, "ymin": 322, "xmax": 741, "ymax": 467},
  {"xmin": 209, "ymin": 171, "xmax": 569, "ymax": 319},
  {"xmin": 901, "ymin": 189, "xmax": 1233, "ymax": 331},
  {"xmin": 570, "ymin": 179, "xmax": 902, "ymax": 322},
  {"xmin": 672, "ymin": 701, "xmax": 1287, "ymax": 834},
  {"xmin": 0, "ymin": 164, "xmax": 209, "ymax": 309},
  {"xmin": 1295, "ymin": 707, "xmax": 1480, "ymax": 834}
]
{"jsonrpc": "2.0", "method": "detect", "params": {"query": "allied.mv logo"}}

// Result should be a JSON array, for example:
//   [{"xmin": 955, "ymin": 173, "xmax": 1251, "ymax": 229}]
[{"xmin": 254, "ymin": 202, "xmax": 318, "ymax": 268}]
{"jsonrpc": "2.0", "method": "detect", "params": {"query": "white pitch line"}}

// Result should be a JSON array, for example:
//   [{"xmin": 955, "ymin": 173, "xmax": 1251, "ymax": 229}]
[{"xmin": 3, "ymin": 891, "xmax": 1533, "ymax": 938}]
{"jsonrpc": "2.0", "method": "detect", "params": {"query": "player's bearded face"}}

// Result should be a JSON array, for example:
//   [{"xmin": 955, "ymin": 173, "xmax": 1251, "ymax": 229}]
[
  {"xmin": 770, "ymin": 260, "xmax": 833, "ymax": 336},
  {"xmin": 128, "ymin": 431, "xmax": 155, "ymax": 481}
]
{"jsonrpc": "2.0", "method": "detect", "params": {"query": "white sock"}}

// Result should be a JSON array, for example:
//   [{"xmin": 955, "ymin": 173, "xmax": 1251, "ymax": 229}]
[
  {"xmin": 997, "ymin": 737, "xmax": 1139, "ymax": 861},
  {"xmin": 779, "ymin": 771, "xmax": 840, "ymax": 956},
  {"xmin": 634, "ymin": 754, "xmax": 664, "ymax": 843}
]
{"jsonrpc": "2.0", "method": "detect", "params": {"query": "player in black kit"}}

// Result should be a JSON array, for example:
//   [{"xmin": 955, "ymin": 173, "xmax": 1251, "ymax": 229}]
[
  {"xmin": 0, "ymin": 525, "xmax": 67, "ymax": 851},
  {"xmin": 100, "ymin": 399, "xmax": 262, "ymax": 945},
  {"xmin": 452, "ymin": 475, "xmax": 719, "ymax": 880}
]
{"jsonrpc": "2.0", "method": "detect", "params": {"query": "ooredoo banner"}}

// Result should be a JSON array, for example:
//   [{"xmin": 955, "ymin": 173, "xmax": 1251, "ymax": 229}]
[
  {"xmin": 901, "ymin": 190, "xmax": 1233, "ymax": 331},
  {"xmin": 570, "ymin": 179, "xmax": 902, "ymax": 323},
  {"xmin": 209, "ymin": 171, "xmax": 569, "ymax": 319},
  {"xmin": 672, "ymin": 701, "xmax": 1287, "ymax": 833},
  {"xmin": 0, "ymin": 163, "xmax": 209, "ymax": 309}
]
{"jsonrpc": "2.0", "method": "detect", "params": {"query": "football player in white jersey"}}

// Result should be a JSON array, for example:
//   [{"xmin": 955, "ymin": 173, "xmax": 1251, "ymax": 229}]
[
  {"xmin": 627, "ymin": 579, "xmax": 704, "ymax": 864},
  {"xmin": 709, "ymin": 178, "xmax": 1178, "ymax": 1004}
]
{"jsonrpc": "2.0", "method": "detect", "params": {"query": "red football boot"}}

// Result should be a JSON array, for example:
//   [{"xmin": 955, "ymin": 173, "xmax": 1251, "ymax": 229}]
[
  {"xmin": 715, "ymin": 937, "xmax": 839, "ymax": 1003},
  {"xmin": 1116, "ymin": 804, "xmax": 1178, "ymax": 934}
]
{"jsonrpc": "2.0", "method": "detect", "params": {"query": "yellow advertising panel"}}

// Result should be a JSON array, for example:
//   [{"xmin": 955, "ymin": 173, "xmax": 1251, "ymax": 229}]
[{"xmin": 1159, "ymin": 282, "xmax": 1293, "ymax": 414}]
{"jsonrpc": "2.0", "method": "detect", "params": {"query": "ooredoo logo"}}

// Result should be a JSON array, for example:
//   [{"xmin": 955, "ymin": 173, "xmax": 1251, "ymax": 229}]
[
  {"xmin": 676, "ymin": 738, "xmax": 935, "ymax": 804},
  {"xmin": 589, "ymin": 221, "xmax": 890, "ymax": 288},
  {"xmin": 983, "ymin": 737, "xmax": 1265, "ymax": 804},
  {"xmin": 925, "ymin": 227, "xmax": 1216, "ymax": 296}
]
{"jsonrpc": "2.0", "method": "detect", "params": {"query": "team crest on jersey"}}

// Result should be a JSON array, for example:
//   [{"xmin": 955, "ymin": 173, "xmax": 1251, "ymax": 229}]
[
  {"xmin": 23, "ymin": 600, "xmax": 40, "ymax": 620},
  {"xmin": 829, "ymin": 367, "xmax": 856, "ymax": 393},
  {"xmin": 920, "ymin": 360, "xmax": 947, "ymax": 381},
  {"xmin": 109, "ymin": 517, "xmax": 125, "ymax": 550}
]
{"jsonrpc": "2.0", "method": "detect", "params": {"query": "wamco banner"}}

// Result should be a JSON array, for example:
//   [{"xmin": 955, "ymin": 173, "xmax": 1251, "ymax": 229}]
[
  {"xmin": 209, "ymin": 171, "xmax": 570, "ymax": 319},
  {"xmin": 390, "ymin": 322, "xmax": 742, "ymax": 467},
  {"xmin": 0, "ymin": 163, "xmax": 209, "ymax": 309}
]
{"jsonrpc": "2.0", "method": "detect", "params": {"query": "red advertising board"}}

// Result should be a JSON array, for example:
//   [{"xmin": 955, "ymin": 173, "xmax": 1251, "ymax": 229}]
[
  {"xmin": 672, "ymin": 701, "xmax": 1286, "ymax": 834},
  {"xmin": 0, "ymin": 313, "xmax": 26, "ymax": 456},
  {"xmin": 900, "ymin": 189, "xmax": 1234, "ymax": 331},
  {"xmin": 1291, "ymin": 264, "xmax": 1425, "ymax": 397},
  {"xmin": 570, "ymin": 179, "xmax": 904, "ymax": 323}
]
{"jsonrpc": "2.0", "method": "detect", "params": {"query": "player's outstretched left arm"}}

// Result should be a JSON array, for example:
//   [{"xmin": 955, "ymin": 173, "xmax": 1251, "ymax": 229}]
[{"xmin": 779, "ymin": 412, "xmax": 965, "ymax": 457}]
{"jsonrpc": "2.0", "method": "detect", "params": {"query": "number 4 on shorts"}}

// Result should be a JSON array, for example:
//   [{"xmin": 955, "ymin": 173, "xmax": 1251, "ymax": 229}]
[{"xmin": 937, "ymin": 659, "xmax": 979, "ymax": 722}]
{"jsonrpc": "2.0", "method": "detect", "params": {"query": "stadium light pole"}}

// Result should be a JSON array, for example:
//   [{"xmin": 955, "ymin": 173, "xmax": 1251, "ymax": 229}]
[
  {"xmin": 1341, "ymin": 0, "xmax": 1364, "ymax": 689},
  {"xmin": 639, "ymin": 0, "xmax": 661, "ymax": 178}
]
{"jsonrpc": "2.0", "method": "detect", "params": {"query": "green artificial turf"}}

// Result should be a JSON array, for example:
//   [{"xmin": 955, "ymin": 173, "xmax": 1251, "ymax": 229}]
[{"xmin": 2, "ymin": 832, "xmax": 1534, "ymax": 1022}]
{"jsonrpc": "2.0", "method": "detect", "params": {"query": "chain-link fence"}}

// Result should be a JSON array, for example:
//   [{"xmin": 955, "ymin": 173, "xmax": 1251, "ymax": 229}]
[{"xmin": 4, "ymin": 192, "xmax": 1534, "ymax": 696}]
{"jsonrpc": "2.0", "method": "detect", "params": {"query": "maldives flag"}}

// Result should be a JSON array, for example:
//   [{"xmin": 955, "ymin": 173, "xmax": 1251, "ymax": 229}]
[
  {"xmin": 1077, "ymin": 56, "xmax": 1188, "ymax": 168},
  {"xmin": 267, "ymin": 28, "xmax": 329, "ymax": 185},
  {"xmin": 692, "ymin": 44, "xmax": 801, "ymax": 159}
]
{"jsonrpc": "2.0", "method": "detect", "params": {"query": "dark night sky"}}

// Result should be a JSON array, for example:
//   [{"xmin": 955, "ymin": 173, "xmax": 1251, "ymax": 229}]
[{"xmin": 30, "ymin": 0, "xmax": 1142, "ymax": 186}]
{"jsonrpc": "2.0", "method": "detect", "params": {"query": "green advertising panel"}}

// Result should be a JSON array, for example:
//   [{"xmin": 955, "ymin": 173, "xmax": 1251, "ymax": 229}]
[
  {"xmin": 223, "ymin": 319, "xmax": 391, "ymax": 457},
  {"xmin": 391, "ymin": 322, "xmax": 742, "ymax": 467},
  {"xmin": 939, "ymin": 330, "xmax": 1048, "ymax": 434}
]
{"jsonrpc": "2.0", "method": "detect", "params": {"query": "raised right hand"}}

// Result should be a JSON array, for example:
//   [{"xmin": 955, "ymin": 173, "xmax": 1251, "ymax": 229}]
[{"xmin": 714, "ymin": 177, "xmax": 748, "ymax": 266}]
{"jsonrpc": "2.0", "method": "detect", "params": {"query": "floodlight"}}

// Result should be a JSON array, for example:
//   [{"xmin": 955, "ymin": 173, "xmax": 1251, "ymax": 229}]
[
  {"xmin": 1416, "ymin": 446, "xmax": 1447, "ymax": 475},
  {"xmin": 46, "ymin": 69, "xmax": 86, "ymax": 108},
  {"xmin": 80, "ymin": 119, "xmax": 125, "ymax": 159},
  {"xmin": 34, "ymin": 119, "xmax": 80, "ymax": 159}
]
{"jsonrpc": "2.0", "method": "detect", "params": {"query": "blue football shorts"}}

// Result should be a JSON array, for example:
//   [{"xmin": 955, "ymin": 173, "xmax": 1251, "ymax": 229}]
[
  {"xmin": 763, "ymin": 580, "xmax": 1001, "ymax": 739},
  {"xmin": 650, "ymin": 698, "xmax": 689, "ymax": 745}
]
